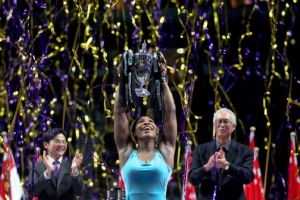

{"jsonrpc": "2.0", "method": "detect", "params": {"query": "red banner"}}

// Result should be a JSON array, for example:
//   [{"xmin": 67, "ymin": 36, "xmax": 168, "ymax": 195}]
[
  {"xmin": 118, "ymin": 172, "xmax": 125, "ymax": 188},
  {"xmin": 185, "ymin": 153, "xmax": 196, "ymax": 200},
  {"xmin": 0, "ymin": 135, "xmax": 25, "ymax": 200},
  {"xmin": 244, "ymin": 128, "xmax": 265, "ymax": 200},
  {"xmin": 288, "ymin": 133, "xmax": 300, "ymax": 200}
]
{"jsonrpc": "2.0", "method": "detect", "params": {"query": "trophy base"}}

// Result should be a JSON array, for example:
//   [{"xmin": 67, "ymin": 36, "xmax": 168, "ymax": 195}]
[{"xmin": 135, "ymin": 88, "xmax": 150, "ymax": 97}]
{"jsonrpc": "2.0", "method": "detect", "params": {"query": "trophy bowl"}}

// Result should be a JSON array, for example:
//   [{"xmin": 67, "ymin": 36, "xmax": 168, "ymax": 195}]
[{"xmin": 133, "ymin": 47, "xmax": 153, "ymax": 97}]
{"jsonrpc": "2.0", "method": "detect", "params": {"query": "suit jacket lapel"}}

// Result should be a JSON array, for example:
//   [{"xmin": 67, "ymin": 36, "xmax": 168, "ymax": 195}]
[
  {"xmin": 50, "ymin": 171, "xmax": 57, "ymax": 188},
  {"xmin": 207, "ymin": 141, "xmax": 215, "ymax": 159},
  {"xmin": 226, "ymin": 140, "xmax": 238, "ymax": 164},
  {"xmin": 57, "ymin": 160, "xmax": 67, "ymax": 188},
  {"xmin": 219, "ymin": 140, "xmax": 238, "ymax": 178},
  {"xmin": 37, "ymin": 161, "xmax": 57, "ymax": 188}
]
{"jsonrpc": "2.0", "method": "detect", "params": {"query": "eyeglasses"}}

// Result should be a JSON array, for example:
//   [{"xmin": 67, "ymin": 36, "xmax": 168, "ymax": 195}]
[
  {"xmin": 52, "ymin": 139, "xmax": 68, "ymax": 145},
  {"xmin": 214, "ymin": 119, "xmax": 232, "ymax": 126}
]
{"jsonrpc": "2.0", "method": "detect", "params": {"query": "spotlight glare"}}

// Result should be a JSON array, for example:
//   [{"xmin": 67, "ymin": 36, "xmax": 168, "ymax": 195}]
[{"xmin": 176, "ymin": 48, "xmax": 185, "ymax": 54}]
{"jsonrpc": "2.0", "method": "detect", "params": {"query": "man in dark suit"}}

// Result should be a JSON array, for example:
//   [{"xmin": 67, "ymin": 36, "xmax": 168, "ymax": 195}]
[
  {"xmin": 31, "ymin": 128, "xmax": 86, "ymax": 200},
  {"xmin": 188, "ymin": 108, "xmax": 254, "ymax": 200}
]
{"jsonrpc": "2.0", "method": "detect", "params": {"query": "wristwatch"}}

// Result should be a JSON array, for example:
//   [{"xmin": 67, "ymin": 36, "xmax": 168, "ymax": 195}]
[
  {"xmin": 224, "ymin": 162, "xmax": 230, "ymax": 170},
  {"xmin": 161, "ymin": 76, "xmax": 167, "ymax": 83}
]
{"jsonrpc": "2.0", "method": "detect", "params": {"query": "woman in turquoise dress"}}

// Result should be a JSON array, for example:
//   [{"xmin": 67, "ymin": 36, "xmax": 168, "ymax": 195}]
[{"xmin": 114, "ymin": 58, "xmax": 177, "ymax": 200}]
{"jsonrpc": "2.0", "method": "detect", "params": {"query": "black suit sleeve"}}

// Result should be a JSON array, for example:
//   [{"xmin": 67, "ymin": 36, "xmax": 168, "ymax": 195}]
[
  {"xmin": 223, "ymin": 147, "xmax": 254, "ymax": 184},
  {"xmin": 188, "ymin": 146, "xmax": 212, "ymax": 186},
  {"xmin": 32, "ymin": 162, "xmax": 51, "ymax": 196},
  {"xmin": 71, "ymin": 172, "xmax": 86, "ymax": 195}
]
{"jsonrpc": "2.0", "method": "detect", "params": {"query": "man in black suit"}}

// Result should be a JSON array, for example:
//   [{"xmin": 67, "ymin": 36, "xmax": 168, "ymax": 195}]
[
  {"xmin": 31, "ymin": 128, "xmax": 86, "ymax": 200},
  {"xmin": 188, "ymin": 108, "xmax": 254, "ymax": 200}
]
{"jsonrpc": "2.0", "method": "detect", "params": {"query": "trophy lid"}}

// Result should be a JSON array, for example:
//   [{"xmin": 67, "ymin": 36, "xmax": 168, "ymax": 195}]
[
  {"xmin": 133, "ymin": 40, "xmax": 153, "ymax": 72},
  {"xmin": 134, "ymin": 41, "xmax": 153, "ymax": 64},
  {"xmin": 140, "ymin": 40, "xmax": 147, "ymax": 53},
  {"xmin": 137, "ymin": 40, "xmax": 151, "ymax": 56}
]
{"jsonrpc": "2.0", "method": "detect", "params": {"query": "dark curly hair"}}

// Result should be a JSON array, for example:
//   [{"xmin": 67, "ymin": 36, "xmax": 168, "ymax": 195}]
[{"xmin": 129, "ymin": 116, "xmax": 142, "ymax": 143}]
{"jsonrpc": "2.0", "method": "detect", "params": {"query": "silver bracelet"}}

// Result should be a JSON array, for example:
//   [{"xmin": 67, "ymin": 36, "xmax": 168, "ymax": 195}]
[{"xmin": 161, "ymin": 77, "xmax": 167, "ymax": 82}]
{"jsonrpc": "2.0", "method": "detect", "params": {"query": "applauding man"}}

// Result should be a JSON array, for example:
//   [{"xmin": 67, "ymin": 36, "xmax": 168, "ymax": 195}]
[
  {"xmin": 31, "ymin": 128, "xmax": 86, "ymax": 200},
  {"xmin": 188, "ymin": 108, "xmax": 254, "ymax": 200}
]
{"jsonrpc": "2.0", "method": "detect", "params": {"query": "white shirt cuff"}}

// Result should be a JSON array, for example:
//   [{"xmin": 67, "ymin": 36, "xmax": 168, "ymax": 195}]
[
  {"xmin": 44, "ymin": 171, "xmax": 51, "ymax": 180},
  {"xmin": 70, "ymin": 171, "xmax": 79, "ymax": 177}
]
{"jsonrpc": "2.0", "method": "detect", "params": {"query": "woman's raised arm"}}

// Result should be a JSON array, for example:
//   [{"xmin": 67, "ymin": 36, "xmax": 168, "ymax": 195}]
[{"xmin": 113, "ymin": 85, "xmax": 129, "ymax": 150}]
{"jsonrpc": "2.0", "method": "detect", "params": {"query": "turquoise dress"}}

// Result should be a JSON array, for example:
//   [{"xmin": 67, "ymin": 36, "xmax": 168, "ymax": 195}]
[{"xmin": 121, "ymin": 149, "xmax": 172, "ymax": 200}]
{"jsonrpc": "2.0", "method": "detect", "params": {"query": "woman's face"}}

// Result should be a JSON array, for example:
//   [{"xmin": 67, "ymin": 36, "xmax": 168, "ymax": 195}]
[{"xmin": 132, "ymin": 116, "xmax": 158, "ymax": 141}]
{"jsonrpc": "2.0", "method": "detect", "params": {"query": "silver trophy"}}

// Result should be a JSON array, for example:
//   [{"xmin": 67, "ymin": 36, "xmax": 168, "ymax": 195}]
[{"xmin": 133, "ymin": 41, "xmax": 153, "ymax": 97}]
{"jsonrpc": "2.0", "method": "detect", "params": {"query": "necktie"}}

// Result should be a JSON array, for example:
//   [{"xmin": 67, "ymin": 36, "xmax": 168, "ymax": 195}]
[
  {"xmin": 219, "ymin": 145, "xmax": 227, "ymax": 156},
  {"xmin": 53, "ymin": 161, "xmax": 60, "ymax": 177},
  {"xmin": 218, "ymin": 145, "xmax": 225, "ymax": 174}
]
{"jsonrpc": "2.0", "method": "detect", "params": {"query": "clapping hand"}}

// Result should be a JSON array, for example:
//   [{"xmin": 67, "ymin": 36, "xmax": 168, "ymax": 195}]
[
  {"xmin": 215, "ymin": 150, "xmax": 228, "ymax": 169},
  {"xmin": 43, "ymin": 150, "xmax": 54, "ymax": 176},
  {"xmin": 205, "ymin": 151, "xmax": 226, "ymax": 171},
  {"xmin": 71, "ymin": 152, "xmax": 83, "ymax": 175},
  {"xmin": 204, "ymin": 154, "xmax": 215, "ymax": 171}
]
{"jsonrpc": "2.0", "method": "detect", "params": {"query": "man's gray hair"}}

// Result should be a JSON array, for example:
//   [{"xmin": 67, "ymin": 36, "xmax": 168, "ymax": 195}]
[{"xmin": 213, "ymin": 108, "xmax": 237, "ymax": 125}]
